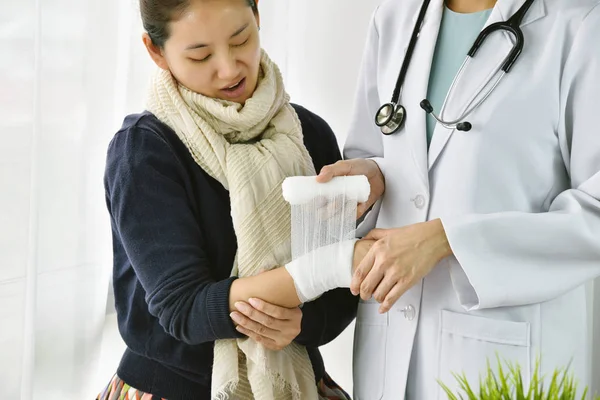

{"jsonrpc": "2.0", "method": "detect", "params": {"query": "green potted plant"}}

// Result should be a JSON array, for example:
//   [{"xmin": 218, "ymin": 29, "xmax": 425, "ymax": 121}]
[{"xmin": 439, "ymin": 358, "xmax": 599, "ymax": 400}]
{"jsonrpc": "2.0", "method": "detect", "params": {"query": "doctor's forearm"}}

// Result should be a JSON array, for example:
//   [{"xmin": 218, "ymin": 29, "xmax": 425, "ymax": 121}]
[{"xmin": 440, "ymin": 206, "xmax": 600, "ymax": 309}]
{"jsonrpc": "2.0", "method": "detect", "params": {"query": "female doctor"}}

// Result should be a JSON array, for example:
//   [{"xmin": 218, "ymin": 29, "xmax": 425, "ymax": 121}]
[{"xmin": 316, "ymin": 0, "xmax": 600, "ymax": 398}]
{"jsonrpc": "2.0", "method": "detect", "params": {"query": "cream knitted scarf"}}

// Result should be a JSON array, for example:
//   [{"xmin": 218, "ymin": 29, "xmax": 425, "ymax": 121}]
[{"xmin": 147, "ymin": 51, "xmax": 318, "ymax": 399}]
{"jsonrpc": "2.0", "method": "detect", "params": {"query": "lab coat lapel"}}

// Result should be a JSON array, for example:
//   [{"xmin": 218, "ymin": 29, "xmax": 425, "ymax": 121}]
[
  {"xmin": 401, "ymin": 0, "xmax": 444, "ymax": 188},
  {"xmin": 427, "ymin": 0, "xmax": 547, "ymax": 170},
  {"xmin": 498, "ymin": 0, "xmax": 546, "ymax": 27}
]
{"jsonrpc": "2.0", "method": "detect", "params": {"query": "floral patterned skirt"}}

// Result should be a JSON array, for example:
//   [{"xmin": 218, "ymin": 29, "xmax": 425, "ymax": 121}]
[
  {"xmin": 97, "ymin": 373, "xmax": 351, "ymax": 400},
  {"xmin": 96, "ymin": 374, "xmax": 164, "ymax": 400}
]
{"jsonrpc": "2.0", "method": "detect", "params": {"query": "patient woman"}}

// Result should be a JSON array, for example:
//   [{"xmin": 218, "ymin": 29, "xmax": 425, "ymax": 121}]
[{"xmin": 97, "ymin": 0, "xmax": 372, "ymax": 399}]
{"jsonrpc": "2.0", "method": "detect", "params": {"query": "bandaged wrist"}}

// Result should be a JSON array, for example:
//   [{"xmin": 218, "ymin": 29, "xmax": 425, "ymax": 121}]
[
  {"xmin": 285, "ymin": 238, "xmax": 357, "ymax": 303},
  {"xmin": 282, "ymin": 175, "xmax": 368, "ymax": 303}
]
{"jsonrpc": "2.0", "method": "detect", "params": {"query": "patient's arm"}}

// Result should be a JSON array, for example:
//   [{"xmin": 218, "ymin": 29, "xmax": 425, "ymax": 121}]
[{"xmin": 228, "ymin": 239, "xmax": 376, "ymax": 311}]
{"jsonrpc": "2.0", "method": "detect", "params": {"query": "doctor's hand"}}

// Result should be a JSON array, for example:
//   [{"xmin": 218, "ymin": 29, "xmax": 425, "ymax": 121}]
[
  {"xmin": 317, "ymin": 159, "xmax": 385, "ymax": 218},
  {"xmin": 354, "ymin": 238, "xmax": 377, "ymax": 271},
  {"xmin": 352, "ymin": 219, "xmax": 453, "ymax": 313},
  {"xmin": 230, "ymin": 298, "xmax": 302, "ymax": 351}
]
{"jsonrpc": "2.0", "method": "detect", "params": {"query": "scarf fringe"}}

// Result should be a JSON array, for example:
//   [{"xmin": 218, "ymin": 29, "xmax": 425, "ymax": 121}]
[
  {"xmin": 212, "ymin": 379, "xmax": 239, "ymax": 400},
  {"xmin": 212, "ymin": 371, "xmax": 304, "ymax": 400}
]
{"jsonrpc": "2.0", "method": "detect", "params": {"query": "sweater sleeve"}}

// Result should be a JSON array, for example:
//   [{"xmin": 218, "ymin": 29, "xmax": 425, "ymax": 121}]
[
  {"xmin": 105, "ymin": 126, "xmax": 242, "ymax": 345},
  {"xmin": 295, "ymin": 289, "xmax": 359, "ymax": 347},
  {"xmin": 292, "ymin": 104, "xmax": 360, "ymax": 347}
]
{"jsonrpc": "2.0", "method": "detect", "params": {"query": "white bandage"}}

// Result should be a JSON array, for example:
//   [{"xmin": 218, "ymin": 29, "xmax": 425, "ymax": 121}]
[
  {"xmin": 282, "ymin": 175, "xmax": 369, "ymax": 205},
  {"xmin": 282, "ymin": 175, "xmax": 369, "ymax": 303},
  {"xmin": 285, "ymin": 239, "xmax": 357, "ymax": 303}
]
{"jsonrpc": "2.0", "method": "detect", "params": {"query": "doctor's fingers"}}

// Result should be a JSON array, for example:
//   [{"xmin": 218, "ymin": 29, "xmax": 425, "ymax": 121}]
[
  {"xmin": 379, "ymin": 283, "xmax": 409, "ymax": 314},
  {"xmin": 316, "ymin": 160, "xmax": 356, "ymax": 183},
  {"xmin": 351, "ymin": 246, "xmax": 377, "ymax": 295},
  {"xmin": 317, "ymin": 158, "xmax": 383, "ymax": 183},
  {"xmin": 371, "ymin": 271, "xmax": 402, "ymax": 304},
  {"xmin": 361, "ymin": 259, "xmax": 405, "ymax": 301},
  {"xmin": 358, "ymin": 259, "xmax": 389, "ymax": 301}
]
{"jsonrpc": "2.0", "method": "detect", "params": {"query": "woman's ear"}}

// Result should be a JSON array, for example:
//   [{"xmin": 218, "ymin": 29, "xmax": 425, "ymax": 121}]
[
  {"xmin": 253, "ymin": 0, "xmax": 260, "ymax": 28},
  {"xmin": 142, "ymin": 33, "xmax": 169, "ymax": 70}
]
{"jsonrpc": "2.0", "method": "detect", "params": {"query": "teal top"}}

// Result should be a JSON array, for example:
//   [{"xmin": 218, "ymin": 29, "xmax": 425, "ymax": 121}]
[{"xmin": 426, "ymin": 6, "xmax": 493, "ymax": 147}]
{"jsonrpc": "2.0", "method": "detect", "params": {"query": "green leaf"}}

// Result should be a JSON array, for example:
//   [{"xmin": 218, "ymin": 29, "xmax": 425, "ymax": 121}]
[
  {"xmin": 437, "ymin": 354, "xmax": 599, "ymax": 400},
  {"xmin": 438, "ymin": 379, "xmax": 460, "ymax": 400}
]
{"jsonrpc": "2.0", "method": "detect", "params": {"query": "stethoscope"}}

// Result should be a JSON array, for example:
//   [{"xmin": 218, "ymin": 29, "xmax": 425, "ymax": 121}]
[{"xmin": 375, "ymin": 0, "xmax": 536, "ymax": 135}]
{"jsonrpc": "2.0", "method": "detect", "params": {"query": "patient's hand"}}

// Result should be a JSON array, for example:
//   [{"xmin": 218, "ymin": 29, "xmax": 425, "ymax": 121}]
[{"xmin": 231, "ymin": 298, "xmax": 301, "ymax": 351}]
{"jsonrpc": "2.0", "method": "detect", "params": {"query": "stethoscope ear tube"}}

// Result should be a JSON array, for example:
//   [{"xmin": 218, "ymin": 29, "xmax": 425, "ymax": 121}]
[
  {"xmin": 469, "ymin": 23, "xmax": 525, "ymax": 72},
  {"xmin": 421, "ymin": 99, "xmax": 472, "ymax": 132},
  {"xmin": 420, "ymin": 100, "xmax": 434, "ymax": 114}
]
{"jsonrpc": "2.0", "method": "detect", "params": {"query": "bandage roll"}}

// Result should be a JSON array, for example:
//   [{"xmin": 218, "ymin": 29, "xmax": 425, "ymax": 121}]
[{"xmin": 282, "ymin": 175, "xmax": 370, "ymax": 205}]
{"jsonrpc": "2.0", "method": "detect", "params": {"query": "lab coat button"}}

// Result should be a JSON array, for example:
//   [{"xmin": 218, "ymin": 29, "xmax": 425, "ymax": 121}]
[
  {"xmin": 413, "ymin": 195, "xmax": 426, "ymax": 209},
  {"xmin": 402, "ymin": 304, "xmax": 416, "ymax": 321}
]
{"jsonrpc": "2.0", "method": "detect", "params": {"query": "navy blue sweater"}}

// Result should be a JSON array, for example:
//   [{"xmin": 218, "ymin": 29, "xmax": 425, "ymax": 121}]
[{"xmin": 104, "ymin": 106, "xmax": 359, "ymax": 399}]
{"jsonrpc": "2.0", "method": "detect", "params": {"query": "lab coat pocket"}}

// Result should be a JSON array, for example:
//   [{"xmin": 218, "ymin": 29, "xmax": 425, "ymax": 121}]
[
  {"xmin": 353, "ymin": 299, "xmax": 388, "ymax": 400},
  {"xmin": 437, "ymin": 310, "xmax": 531, "ymax": 399}
]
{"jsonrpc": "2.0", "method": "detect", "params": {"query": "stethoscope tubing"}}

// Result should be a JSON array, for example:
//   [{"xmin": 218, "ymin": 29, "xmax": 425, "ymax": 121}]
[{"xmin": 377, "ymin": 0, "xmax": 536, "ymax": 135}]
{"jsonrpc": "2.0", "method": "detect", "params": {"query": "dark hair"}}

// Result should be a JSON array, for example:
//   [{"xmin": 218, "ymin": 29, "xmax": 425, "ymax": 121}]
[{"xmin": 141, "ymin": 0, "xmax": 258, "ymax": 48}]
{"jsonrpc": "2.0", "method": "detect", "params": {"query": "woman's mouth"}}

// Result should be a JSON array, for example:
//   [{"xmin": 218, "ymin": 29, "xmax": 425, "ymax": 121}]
[{"xmin": 220, "ymin": 77, "xmax": 247, "ymax": 100}]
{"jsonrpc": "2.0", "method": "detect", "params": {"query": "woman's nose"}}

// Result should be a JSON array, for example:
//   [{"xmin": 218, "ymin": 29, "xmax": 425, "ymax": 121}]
[{"xmin": 216, "ymin": 53, "xmax": 239, "ymax": 82}]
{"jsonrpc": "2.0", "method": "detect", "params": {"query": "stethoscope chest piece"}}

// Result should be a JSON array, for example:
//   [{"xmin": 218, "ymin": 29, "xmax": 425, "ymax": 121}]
[{"xmin": 376, "ymin": 102, "xmax": 406, "ymax": 135}]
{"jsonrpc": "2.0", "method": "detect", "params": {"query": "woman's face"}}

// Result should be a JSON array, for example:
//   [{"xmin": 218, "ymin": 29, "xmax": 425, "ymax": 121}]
[{"xmin": 145, "ymin": 0, "xmax": 261, "ymax": 104}]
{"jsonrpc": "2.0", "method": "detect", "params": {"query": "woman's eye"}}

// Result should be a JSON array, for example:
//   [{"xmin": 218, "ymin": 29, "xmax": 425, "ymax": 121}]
[
  {"xmin": 191, "ymin": 55, "xmax": 211, "ymax": 63},
  {"xmin": 233, "ymin": 37, "xmax": 249, "ymax": 47}
]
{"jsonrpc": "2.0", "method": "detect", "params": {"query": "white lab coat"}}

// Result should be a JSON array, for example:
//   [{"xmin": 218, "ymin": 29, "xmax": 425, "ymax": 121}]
[{"xmin": 345, "ymin": 0, "xmax": 600, "ymax": 398}]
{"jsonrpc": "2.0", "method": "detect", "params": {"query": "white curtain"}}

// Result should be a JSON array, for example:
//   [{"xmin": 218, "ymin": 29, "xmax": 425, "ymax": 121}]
[{"xmin": 0, "ymin": 0, "xmax": 143, "ymax": 397}]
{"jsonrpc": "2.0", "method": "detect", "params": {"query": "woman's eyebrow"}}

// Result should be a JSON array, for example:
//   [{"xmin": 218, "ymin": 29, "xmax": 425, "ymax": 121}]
[{"xmin": 186, "ymin": 23, "xmax": 249, "ymax": 50}]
